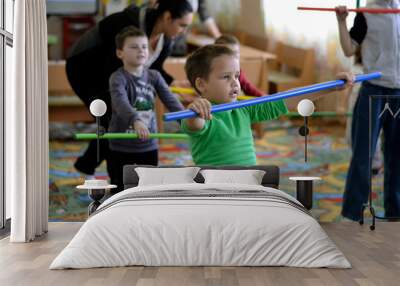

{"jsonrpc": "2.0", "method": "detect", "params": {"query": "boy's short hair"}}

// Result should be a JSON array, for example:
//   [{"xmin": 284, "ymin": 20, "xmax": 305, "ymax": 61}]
[
  {"xmin": 215, "ymin": 34, "xmax": 240, "ymax": 45},
  {"xmin": 115, "ymin": 26, "xmax": 146, "ymax": 50},
  {"xmin": 185, "ymin": 44, "xmax": 237, "ymax": 92}
]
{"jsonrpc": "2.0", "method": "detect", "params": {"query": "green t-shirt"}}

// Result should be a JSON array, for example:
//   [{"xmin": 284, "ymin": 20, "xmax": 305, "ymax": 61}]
[{"xmin": 182, "ymin": 100, "xmax": 288, "ymax": 166}]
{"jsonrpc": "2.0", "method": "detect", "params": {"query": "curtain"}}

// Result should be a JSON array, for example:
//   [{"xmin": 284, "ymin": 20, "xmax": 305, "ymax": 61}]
[{"xmin": 7, "ymin": 0, "xmax": 49, "ymax": 242}]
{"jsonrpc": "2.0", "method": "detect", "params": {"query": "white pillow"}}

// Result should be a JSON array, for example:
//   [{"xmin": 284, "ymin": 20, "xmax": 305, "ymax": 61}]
[
  {"xmin": 135, "ymin": 167, "xmax": 200, "ymax": 186},
  {"xmin": 200, "ymin": 169, "xmax": 266, "ymax": 185}
]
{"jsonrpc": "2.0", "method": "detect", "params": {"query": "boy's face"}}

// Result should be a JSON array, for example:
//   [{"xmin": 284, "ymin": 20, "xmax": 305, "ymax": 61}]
[
  {"xmin": 196, "ymin": 54, "xmax": 241, "ymax": 104},
  {"xmin": 116, "ymin": 36, "xmax": 149, "ymax": 67}
]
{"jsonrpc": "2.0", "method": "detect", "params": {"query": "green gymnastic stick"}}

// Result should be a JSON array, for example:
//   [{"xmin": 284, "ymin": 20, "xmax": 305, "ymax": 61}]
[{"xmin": 75, "ymin": 133, "xmax": 189, "ymax": 140}]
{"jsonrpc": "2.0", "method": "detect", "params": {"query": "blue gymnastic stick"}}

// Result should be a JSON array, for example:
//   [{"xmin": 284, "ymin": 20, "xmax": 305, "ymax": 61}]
[{"xmin": 164, "ymin": 72, "xmax": 382, "ymax": 121}]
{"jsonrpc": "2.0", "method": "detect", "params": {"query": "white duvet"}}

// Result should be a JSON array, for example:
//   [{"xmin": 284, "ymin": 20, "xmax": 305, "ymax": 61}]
[{"xmin": 50, "ymin": 183, "xmax": 350, "ymax": 269}]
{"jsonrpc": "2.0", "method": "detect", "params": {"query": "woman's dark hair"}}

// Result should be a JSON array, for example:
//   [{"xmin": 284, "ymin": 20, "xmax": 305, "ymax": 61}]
[{"xmin": 154, "ymin": 0, "xmax": 193, "ymax": 19}]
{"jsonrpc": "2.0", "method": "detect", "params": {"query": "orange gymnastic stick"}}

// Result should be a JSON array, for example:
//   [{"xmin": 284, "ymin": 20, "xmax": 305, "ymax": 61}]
[{"xmin": 298, "ymin": 7, "xmax": 400, "ymax": 14}]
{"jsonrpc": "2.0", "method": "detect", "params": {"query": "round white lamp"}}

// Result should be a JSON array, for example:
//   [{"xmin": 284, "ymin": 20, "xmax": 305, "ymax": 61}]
[
  {"xmin": 297, "ymin": 99, "xmax": 315, "ymax": 117},
  {"xmin": 297, "ymin": 99, "xmax": 315, "ymax": 162},
  {"xmin": 89, "ymin": 99, "xmax": 107, "ymax": 163},
  {"xmin": 89, "ymin": 99, "xmax": 107, "ymax": 117}
]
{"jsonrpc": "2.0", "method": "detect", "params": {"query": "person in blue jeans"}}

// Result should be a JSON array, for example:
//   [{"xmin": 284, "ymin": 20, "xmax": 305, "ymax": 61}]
[
  {"xmin": 344, "ymin": 83, "xmax": 400, "ymax": 220},
  {"xmin": 336, "ymin": 2, "xmax": 400, "ymax": 221}
]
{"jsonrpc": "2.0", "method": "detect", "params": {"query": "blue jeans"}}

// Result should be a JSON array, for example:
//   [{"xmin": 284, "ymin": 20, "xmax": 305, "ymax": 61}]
[{"xmin": 342, "ymin": 82, "xmax": 400, "ymax": 221}]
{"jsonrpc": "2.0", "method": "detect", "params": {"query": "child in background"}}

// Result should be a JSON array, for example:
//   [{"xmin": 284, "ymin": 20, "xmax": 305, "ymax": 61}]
[
  {"xmin": 336, "ymin": 2, "xmax": 400, "ymax": 221},
  {"xmin": 181, "ymin": 45, "xmax": 354, "ymax": 166},
  {"xmin": 108, "ymin": 26, "xmax": 184, "ymax": 193},
  {"xmin": 215, "ymin": 34, "xmax": 265, "ymax": 97}
]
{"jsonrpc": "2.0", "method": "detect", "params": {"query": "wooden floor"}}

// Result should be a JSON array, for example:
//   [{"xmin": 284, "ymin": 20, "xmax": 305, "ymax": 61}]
[{"xmin": 1, "ymin": 222, "xmax": 399, "ymax": 286}]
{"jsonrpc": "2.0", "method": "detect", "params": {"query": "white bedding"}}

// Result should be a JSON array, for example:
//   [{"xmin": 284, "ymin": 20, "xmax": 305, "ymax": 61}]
[{"xmin": 50, "ymin": 183, "xmax": 351, "ymax": 269}]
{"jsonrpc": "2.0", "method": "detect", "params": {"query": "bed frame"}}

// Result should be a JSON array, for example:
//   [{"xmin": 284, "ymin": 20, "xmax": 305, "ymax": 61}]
[{"xmin": 123, "ymin": 165, "xmax": 280, "ymax": 190}]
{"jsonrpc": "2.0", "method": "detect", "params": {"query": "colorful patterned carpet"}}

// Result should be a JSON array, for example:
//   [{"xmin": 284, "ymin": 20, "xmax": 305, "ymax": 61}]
[{"xmin": 49, "ymin": 119, "xmax": 384, "ymax": 222}]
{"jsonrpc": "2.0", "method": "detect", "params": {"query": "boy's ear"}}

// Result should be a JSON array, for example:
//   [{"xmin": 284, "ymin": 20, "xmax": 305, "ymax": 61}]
[
  {"xmin": 116, "ymin": 49, "xmax": 123, "ymax": 59},
  {"xmin": 195, "ymin": 77, "xmax": 207, "ymax": 93},
  {"xmin": 162, "ymin": 11, "xmax": 172, "ymax": 24}
]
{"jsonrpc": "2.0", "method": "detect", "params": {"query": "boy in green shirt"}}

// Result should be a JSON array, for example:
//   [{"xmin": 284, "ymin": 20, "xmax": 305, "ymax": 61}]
[{"xmin": 182, "ymin": 44, "xmax": 354, "ymax": 166}]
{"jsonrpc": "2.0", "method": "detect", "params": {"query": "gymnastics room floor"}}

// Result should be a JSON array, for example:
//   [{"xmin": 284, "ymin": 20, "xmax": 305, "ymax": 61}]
[{"xmin": 49, "ymin": 119, "xmax": 385, "ymax": 222}]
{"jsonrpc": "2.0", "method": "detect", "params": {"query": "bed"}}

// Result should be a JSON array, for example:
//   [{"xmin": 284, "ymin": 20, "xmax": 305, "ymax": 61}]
[{"xmin": 50, "ymin": 165, "xmax": 350, "ymax": 269}]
